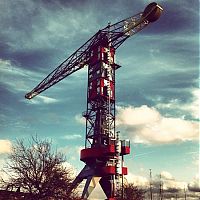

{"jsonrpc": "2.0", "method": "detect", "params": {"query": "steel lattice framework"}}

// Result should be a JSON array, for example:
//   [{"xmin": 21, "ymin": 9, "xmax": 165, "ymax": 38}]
[
  {"xmin": 25, "ymin": 12, "xmax": 149, "ymax": 100},
  {"xmin": 25, "ymin": 2, "xmax": 163, "ymax": 199}
]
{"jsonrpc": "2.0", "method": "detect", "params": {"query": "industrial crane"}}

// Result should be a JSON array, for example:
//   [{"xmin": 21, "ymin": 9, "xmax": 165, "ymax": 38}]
[{"xmin": 25, "ymin": 2, "xmax": 163, "ymax": 199}]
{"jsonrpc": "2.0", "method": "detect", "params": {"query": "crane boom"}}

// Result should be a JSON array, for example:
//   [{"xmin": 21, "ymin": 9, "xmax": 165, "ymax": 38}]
[{"xmin": 25, "ymin": 3, "xmax": 163, "ymax": 99}]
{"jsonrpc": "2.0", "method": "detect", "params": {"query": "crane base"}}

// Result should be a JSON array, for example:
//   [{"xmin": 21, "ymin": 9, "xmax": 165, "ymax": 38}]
[{"xmin": 71, "ymin": 165, "xmax": 115, "ymax": 199}]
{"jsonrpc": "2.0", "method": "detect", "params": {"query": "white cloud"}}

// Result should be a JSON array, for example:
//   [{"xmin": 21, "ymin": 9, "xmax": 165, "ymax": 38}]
[
  {"xmin": 24, "ymin": 95, "xmax": 60, "ymax": 104},
  {"xmin": 160, "ymin": 171, "xmax": 187, "ymax": 191},
  {"xmin": 0, "ymin": 59, "xmax": 43, "ymax": 93},
  {"xmin": 116, "ymin": 105, "xmax": 199, "ymax": 144},
  {"xmin": 0, "ymin": 156, "xmax": 10, "ymax": 182},
  {"xmin": 62, "ymin": 161, "xmax": 77, "ymax": 178},
  {"xmin": 0, "ymin": 59, "xmax": 25, "ymax": 76},
  {"xmin": 0, "ymin": 59, "xmax": 64, "ymax": 104},
  {"xmin": 75, "ymin": 145, "xmax": 85, "ymax": 155},
  {"xmin": 0, "ymin": 59, "xmax": 42, "ymax": 79},
  {"xmin": 58, "ymin": 145, "xmax": 84, "ymax": 163},
  {"xmin": 0, "ymin": 140, "xmax": 12, "ymax": 154},
  {"xmin": 186, "ymin": 89, "xmax": 200, "ymax": 119},
  {"xmin": 164, "ymin": 182, "xmax": 185, "ymax": 192},
  {"xmin": 126, "ymin": 172, "xmax": 149, "ymax": 187},
  {"xmin": 188, "ymin": 175, "xmax": 200, "ymax": 192},
  {"xmin": 37, "ymin": 95, "xmax": 60, "ymax": 104},
  {"xmin": 62, "ymin": 134, "xmax": 82, "ymax": 140},
  {"xmin": 124, "ymin": 170, "xmax": 198, "ymax": 195},
  {"xmin": 116, "ymin": 105, "xmax": 160, "ymax": 126},
  {"xmin": 156, "ymin": 89, "xmax": 200, "ymax": 120},
  {"xmin": 0, "ymin": 1, "xmax": 98, "ymax": 52},
  {"xmin": 161, "ymin": 171, "xmax": 174, "ymax": 180},
  {"xmin": 75, "ymin": 114, "xmax": 85, "ymax": 125},
  {"xmin": 186, "ymin": 151, "xmax": 199, "ymax": 167},
  {"xmin": 126, "ymin": 171, "xmax": 187, "ymax": 192}
]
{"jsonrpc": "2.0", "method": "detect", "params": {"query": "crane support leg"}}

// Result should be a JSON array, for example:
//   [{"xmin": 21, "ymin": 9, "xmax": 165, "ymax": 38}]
[
  {"xmin": 100, "ymin": 176, "xmax": 115, "ymax": 199},
  {"xmin": 82, "ymin": 176, "xmax": 101, "ymax": 199},
  {"xmin": 68, "ymin": 165, "xmax": 94, "ymax": 194}
]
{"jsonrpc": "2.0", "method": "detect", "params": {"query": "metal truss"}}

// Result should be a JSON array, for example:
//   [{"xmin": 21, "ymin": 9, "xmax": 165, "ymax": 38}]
[{"xmin": 25, "ymin": 12, "xmax": 149, "ymax": 99}]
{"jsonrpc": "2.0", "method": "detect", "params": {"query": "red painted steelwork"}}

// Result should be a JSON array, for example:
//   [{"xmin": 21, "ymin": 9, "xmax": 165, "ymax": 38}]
[
  {"xmin": 80, "ymin": 145, "xmax": 115, "ymax": 161},
  {"xmin": 101, "ymin": 166, "xmax": 116, "ymax": 175},
  {"xmin": 121, "ymin": 146, "xmax": 130, "ymax": 155},
  {"xmin": 122, "ymin": 167, "xmax": 128, "ymax": 175}
]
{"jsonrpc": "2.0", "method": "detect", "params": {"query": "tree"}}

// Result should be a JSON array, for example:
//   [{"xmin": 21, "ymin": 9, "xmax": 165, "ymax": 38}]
[
  {"xmin": 0, "ymin": 136, "xmax": 79, "ymax": 200},
  {"xmin": 117, "ymin": 183, "xmax": 146, "ymax": 200}
]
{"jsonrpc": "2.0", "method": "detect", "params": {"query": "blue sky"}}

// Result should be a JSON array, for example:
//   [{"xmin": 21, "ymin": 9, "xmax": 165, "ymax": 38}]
[{"xmin": 0, "ymin": 0, "xmax": 199, "ymax": 198}]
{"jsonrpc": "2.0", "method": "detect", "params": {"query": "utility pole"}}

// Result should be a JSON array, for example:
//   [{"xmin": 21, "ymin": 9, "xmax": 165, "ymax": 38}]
[
  {"xmin": 121, "ymin": 153, "xmax": 124, "ymax": 199},
  {"xmin": 121, "ymin": 137, "xmax": 124, "ymax": 200},
  {"xmin": 149, "ymin": 169, "xmax": 153, "ymax": 200},
  {"xmin": 159, "ymin": 174, "xmax": 163, "ymax": 200},
  {"xmin": 184, "ymin": 186, "xmax": 187, "ymax": 200}
]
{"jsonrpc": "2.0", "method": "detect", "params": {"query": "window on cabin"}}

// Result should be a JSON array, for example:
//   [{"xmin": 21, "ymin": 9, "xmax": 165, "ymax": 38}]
[
  {"xmin": 103, "ymin": 86, "xmax": 108, "ymax": 96},
  {"xmin": 103, "ymin": 52, "xmax": 108, "ymax": 62}
]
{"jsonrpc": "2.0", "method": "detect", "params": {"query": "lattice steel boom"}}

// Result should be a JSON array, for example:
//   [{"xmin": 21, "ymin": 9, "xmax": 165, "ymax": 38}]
[{"xmin": 25, "ymin": 2, "xmax": 163, "ymax": 100}]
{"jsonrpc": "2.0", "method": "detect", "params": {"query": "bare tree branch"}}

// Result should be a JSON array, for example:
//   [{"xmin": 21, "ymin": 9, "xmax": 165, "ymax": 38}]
[{"xmin": 0, "ymin": 136, "xmax": 79, "ymax": 199}]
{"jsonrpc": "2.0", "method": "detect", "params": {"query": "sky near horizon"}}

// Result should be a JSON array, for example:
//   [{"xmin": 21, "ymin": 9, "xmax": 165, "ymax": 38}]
[{"xmin": 0, "ymin": 0, "xmax": 199, "ymax": 198}]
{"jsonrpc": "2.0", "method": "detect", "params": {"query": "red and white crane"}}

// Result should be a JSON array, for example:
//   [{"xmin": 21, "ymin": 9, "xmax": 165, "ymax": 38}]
[{"xmin": 25, "ymin": 2, "xmax": 163, "ymax": 199}]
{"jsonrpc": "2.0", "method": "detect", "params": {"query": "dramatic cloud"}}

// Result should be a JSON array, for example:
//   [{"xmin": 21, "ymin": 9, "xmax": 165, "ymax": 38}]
[
  {"xmin": 126, "ymin": 172, "xmax": 149, "ymax": 187},
  {"xmin": 126, "ymin": 171, "xmax": 187, "ymax": 193},
  {"xmin": 0, "ymin": 140, "xmax": 12, "ymax": 154},
  {"xmin": 156, "ymin": 89, "xmax": 200, "ymax": 120},
  {"xmin": 0, "ymin": 1, "xmax": 198, "ymax": 197},
  {"xmin": 159, "ymin": 171, "xmax": 186, "ymax": 191},
  {"xmin": 0, "ymin": 0, "xmax": 101, "ymax": 70},
  {"xmin": 188, "ymin": 175, "xmax": 200, "ymax": 192},
  {"xmin": 0, "ymin": 58, "xmax": 43, "ymax": 93},
  {"xmin": 161, "ymin": 171, "xmax": 174, "ymax": 180},
  {"xmin": 116, "ymin": 105, "xmax": 199, "ymax": 144}
]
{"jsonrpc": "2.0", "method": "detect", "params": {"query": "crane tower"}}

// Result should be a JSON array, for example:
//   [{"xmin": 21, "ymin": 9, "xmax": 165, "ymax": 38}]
[{"xmin": 25, "ymin": 2, "xmax": 163, "ymax": 199}]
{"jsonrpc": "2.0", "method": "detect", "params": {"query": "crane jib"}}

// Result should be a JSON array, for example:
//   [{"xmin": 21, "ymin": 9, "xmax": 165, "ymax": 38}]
[{"xmin": 25, "ymin": 2, "xmax": 163, "ymax": 100}]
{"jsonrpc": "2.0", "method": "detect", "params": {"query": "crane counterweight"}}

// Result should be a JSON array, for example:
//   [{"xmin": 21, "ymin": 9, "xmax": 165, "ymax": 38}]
[
  {"xmin": 25, "ymin": 2, "xmax": 163, "ymax": 199},
  {"xmin": 142, "ymin": 2, "xmax": 163, "ymax": 22}
]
